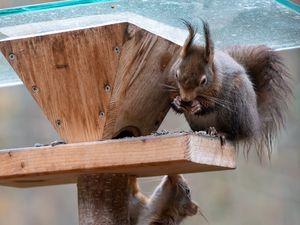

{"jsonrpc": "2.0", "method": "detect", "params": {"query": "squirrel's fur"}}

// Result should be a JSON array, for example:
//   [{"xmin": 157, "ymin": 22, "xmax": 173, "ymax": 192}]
[
  {"xmin": 165, "ymin": 20, "xmax": 292, "ymax": 158},
  {"xmin": 129, "ymin": 175, "xmax": 200, "ymax": 225},
  {"xmin": 129, "ymin": 177, "xmax": 150, "ymax": 225}
]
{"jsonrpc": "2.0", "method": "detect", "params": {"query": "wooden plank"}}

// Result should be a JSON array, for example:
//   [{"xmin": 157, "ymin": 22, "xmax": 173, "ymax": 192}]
[
  {"xmin": 0, "ymin": 133, "xmax": 236, "ymax": 188},
  {"xmin": 0, "ymin": 22, "xmax": 179, "ymax": 143}
]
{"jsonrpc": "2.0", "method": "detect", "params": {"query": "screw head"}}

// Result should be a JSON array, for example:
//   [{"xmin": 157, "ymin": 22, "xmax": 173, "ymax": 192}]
[
  {"xmin": 99, "ymin": 111, "xmax": 105, "ymax": 119},
  {"xmin": 104, "ymin": 84, "xmax": 111, "ymax": 92},
  {"xmin": 114, "ymin": 46, "xmax": 120, "ymax": 54},
  {"xmin": 8, "ymin": 53, "xmax": 16, "ymax": 60},
  {"xmin": 32, "ymin": 85, "xmax": 40, "ymax": 93},
  {"xmin": 55, "ymin": 119, "xmax": 62, "ymax": 128}
]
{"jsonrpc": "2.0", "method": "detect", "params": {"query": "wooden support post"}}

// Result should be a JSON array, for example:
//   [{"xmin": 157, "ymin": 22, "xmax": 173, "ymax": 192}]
[{"xmin": 78, "ymin": 174, "xmax": 129, "ymax": 225}]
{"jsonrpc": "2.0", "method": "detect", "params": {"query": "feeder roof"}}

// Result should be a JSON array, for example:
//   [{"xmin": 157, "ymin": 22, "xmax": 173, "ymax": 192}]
[{"xmin": 0, "ymin": 0, "xmax": 299, "ymax": 87}]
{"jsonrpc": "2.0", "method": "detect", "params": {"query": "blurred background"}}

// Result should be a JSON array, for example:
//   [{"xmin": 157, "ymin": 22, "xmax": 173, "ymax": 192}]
[{"xmin": 0, "ymin": 1, "xmax": 300, "ymax": 225}]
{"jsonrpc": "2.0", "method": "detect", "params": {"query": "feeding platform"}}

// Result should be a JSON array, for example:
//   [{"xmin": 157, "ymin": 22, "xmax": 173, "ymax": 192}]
[
  {"xmin": 0, "ymin": 0, "xmax": 299, "ymax": 224},
  {"xmin": 15, "ymin": 0, "xmax": 300, "ymax": 223},
  {"xmin": 0, "ymin": 133, "xmax": 235, "ymax": 188},
  {"xmin": 0, "ymin": 15, "xmax": 236, "ymax": 182},
  {"xmin": 0, "ymin": 12, "xmax": 237, "ymax": 224}
]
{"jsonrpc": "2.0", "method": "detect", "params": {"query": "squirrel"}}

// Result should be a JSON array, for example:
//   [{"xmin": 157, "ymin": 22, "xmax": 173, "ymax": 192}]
[
  {"xmin": 129, "ymin": 176, "xmax": 150, "ymax": 225},
  {"xmin": 129, "ymin": 175, "xmax": 202, "ymax": 225},
  {"xmin": 164, "ymin": 20, "xmax": 292, "ymax": 158}
]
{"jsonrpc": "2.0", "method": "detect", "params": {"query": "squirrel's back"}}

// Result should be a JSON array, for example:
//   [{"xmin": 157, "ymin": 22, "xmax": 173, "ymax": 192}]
[{"xmin": 225, "ymin": 46, "xmax": 292, "ymax": 154}]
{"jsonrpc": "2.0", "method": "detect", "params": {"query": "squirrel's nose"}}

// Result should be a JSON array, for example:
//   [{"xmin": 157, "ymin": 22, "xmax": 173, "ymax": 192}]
[
  {"xmin": 180, "ymin": 88, "xmax": 195, "ymax": 102},
  {"xmin": 181, "ymin": 96, "xmax": 193, "ymax": 103},
  {"xmin": 181, "ymin": 96, "xmax": 189, "ymax": 102}
]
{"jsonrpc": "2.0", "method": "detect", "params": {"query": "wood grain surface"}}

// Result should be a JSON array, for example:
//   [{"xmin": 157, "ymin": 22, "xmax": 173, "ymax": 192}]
[
  {"xmin": 0, "ymin": 23, "xmax": 179, "ymax": 143},
  {"xmin": 0, "ymin": 133, "xmax": 235, "ymax": 188}
]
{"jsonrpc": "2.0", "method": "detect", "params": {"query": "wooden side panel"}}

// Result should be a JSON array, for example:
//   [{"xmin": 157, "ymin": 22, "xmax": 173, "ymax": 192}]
[
  {"xmin": 0, "ymin": 23, "xmax": 179, "ymax": 142},
  {"xmin": 0, "ymin": 23, "xmax": 127, "ymax": 143},
  {"xmin": 103, "ymin": 24, "xmax": 180, "ymax": 138},
  {"xmin": 0, "ymin": 134, "xmax": 236, "ymax": 187}
]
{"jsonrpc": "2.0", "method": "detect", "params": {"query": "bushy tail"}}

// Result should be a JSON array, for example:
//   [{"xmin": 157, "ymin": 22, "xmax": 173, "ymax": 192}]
[{"xmin": 225, "ymin": 46, "xmax": 292, "ymax": 158}]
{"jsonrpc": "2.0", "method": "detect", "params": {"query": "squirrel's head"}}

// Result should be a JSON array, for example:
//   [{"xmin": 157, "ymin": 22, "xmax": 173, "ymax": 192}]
[
  {"xmin": 167, "ymin": 175, "xmax": 199, "ymax": 217},
  {"xmin": 175, "ymin": 20, "xmax": 215, "ymax": 102}
]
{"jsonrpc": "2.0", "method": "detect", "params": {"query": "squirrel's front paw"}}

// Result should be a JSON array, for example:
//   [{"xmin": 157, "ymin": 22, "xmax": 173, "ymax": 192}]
[
  {"xmin": 190, "ymin": 100, "xmax": 202, "ymax": 115},
  {"xmin": 206, "ymin": 126, "xmax": 218, "ymax": 136},
  {"xmin": 171, "ymin": 96, "xmax": 186, "ymax": 114},
  {"xmin": 206, "ymin": 127, "xmax": 226, "ymax": 146}
]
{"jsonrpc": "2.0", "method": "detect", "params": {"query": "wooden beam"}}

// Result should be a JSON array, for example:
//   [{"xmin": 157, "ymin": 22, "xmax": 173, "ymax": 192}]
[{"xmin": 0, "ymin": 133, "xmax": 235, "ymax": 188}]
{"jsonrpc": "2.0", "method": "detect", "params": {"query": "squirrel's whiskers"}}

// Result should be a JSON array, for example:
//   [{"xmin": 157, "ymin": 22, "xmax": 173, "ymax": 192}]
[{"xmin": 165, "ymin": 19, "xmax": 292, "ymax": 159}]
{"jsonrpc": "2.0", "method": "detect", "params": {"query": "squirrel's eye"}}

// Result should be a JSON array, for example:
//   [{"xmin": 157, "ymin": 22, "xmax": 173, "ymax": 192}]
[
  {"xmin": 176, "ymin": 70, "xmax": 180, "ymax": 79},
  {"xmin": 185, "ymin": 188, "xmax": 190, "ymax": 195},
  {"xmin": 200, "ymin": 75, "xmax": 207, "ymax": 86}
]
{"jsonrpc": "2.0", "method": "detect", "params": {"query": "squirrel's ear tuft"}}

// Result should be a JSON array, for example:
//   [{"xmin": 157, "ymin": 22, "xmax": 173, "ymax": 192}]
[
  {"xmin": 180, "ymin": 19, "xmax": 196, "ymax": 58},
  {"xmin": 167, "ymin": 175, "xmax": 178, "ymax": 185},
  {"xmin": 167, "ymin": 174, "xmax": 183, "ymax": 185},
  {"xmin": 201, "ymin": 19, "xmax": 214, "ymax": 64}
]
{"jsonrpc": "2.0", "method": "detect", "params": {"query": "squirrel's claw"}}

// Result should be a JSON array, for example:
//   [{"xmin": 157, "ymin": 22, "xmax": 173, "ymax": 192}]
[
  {"xmin": 220, "ymin": 135, "xmax": 226, "ymax": 146},
  {"xmin": 206, "ymin": 126, "xmax": 218, "ymax": 136},
  {"xmin": 190, "ymin": 100, "xmax": 202, "ymax": 115},
  {"xmin": 171, "ymin": 96, "xmax": 186, "ymax": 114},
  {"xmin": 207, "ymin": 127, "xmax": 226, "ymax": 146}
]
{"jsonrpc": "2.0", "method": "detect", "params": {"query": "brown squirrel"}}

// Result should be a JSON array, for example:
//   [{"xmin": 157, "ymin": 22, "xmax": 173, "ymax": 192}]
[
  {"xmin": 165, "ymin": 20, "xmax": 292, "ymax": 158},
  {"xmin": 129, "ymin": 176, "xmax": 150, "ymax": 225},
  {"xmin": 129, "ymin": 175, "xmax": 201, "ymax": 225}
]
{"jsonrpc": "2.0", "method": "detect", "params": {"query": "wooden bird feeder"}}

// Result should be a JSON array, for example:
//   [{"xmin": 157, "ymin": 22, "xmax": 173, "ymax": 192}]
[{"xmin": 0, "ymin": 14, "xmax": 236, "ymax": 225}]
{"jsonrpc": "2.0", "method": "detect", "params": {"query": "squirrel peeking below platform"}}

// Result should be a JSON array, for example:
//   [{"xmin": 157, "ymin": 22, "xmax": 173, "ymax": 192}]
[
  {"xmin": 129, "ymin": 175, "xmax": 204, "ymax": 225},
  {"xmin": 164, "ymin": 19, "xmax": 292, "ymax": 159}
]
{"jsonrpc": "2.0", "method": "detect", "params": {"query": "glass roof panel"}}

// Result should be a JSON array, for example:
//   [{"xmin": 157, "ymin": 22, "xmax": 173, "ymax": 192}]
[
  {"xmin": 0, "ymin": 0, "xmax": 299, "ymax": 87},
  {"xmin": 0, "ymin": 0, "xmax": 113, "ymax": 16}
]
